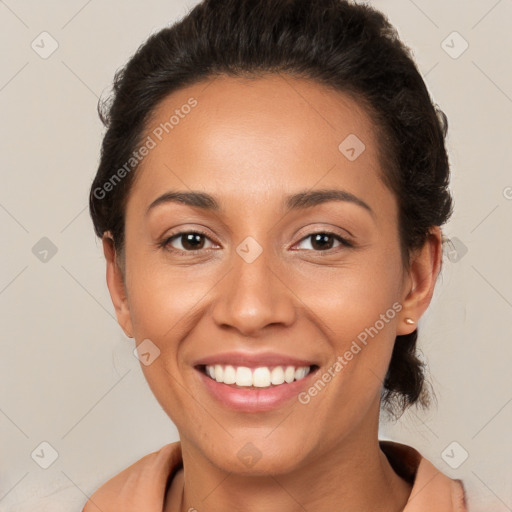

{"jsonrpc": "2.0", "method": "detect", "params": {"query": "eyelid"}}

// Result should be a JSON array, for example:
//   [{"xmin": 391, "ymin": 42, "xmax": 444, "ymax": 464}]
[
  {"xmin": 293, "ymin": 222, "xmax": 354, "ymax": 240},
  {"xmin": 291, "ymin": 224, "xmax": 354, "ymax": 246},
  {"xmin": 292, "ymin": 230, "xmax": 353, "ymax": 251}
]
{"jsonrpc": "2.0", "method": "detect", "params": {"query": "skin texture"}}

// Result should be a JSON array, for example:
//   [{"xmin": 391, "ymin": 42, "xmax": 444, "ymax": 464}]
[{"xmin": 102, "ymin": 74, "xmax": 443, "ymax": 512}]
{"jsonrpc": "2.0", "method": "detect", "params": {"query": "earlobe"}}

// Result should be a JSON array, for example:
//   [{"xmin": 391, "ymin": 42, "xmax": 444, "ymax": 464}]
[
  {"xmin": 397, "ymin": 227, "xmax": 443, "ymax": 336},
  {"xmin": 102, "ymin": 232, "xmax": 134, "ymax": 338}
]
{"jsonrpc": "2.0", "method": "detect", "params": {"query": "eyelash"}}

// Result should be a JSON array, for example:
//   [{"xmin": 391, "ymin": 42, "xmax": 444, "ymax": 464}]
[{"xmin": 158, "ymin": 229, "xmax": 354, "ymax": 254}]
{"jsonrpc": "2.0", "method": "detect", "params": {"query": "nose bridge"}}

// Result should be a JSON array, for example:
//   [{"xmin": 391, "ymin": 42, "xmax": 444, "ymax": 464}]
[{"xmin": 211, "ymin": 234, "xmax": 296, "ymax": 335}]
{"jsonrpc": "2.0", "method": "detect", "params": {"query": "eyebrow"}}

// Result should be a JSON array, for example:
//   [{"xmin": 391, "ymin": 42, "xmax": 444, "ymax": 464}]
[{"xmin": 146, "ymin": 188, "xmax": 374, "ymax": 218}]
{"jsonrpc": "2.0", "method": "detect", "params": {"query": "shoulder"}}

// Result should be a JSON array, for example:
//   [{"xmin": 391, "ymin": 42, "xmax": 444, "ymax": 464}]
[
  {"xmin": 409, "ymin": 454, "xmax": 467, "ymax": 512},
  {"xmin": 82, "ymin": 441, "xmax": 182, "ymax": 512},
  {"xmin": 380, "ymin": 440, "xmax": 468, "ymax": 512}
]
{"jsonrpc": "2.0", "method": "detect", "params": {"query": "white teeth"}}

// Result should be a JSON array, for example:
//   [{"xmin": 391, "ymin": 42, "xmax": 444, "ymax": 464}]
[
  {"xmin": 295, "ymin": 367, "xmax": 307, "ymax": 380},
  {"xmin": 235, "ymin": 366, "xmax": 253, "ymax": 386},
  {"xmin": 214, "ymin": 364, "xmax": 223, "ymax": 382},
  {"xmin": 284, "ymin": 366, "xmax": 295, "ymax": 383},
  {"xmin": 205, "ymin": 364, "xmax": 311, "ymax": 388},
  {"xmin": 271, "ymin": 366, "xmax": 285, "ymax": 385},
  {"xmin": 253, "ymin": 367, "xmax": 271, "ymax": 387},
  {"xmin": 223, "ymin": 365, "xmax": 236, "ymax": 384}
]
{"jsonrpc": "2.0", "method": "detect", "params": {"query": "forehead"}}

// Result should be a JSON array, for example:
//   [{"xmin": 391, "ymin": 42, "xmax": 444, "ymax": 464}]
[{"xmin": 127, "ymin": 73, "xmax": 393, "ymax": 220}]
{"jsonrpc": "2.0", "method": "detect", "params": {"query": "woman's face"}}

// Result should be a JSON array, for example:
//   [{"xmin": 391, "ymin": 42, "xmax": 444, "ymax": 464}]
[{"xmin": 105, "ymin": 74, "xmax": 436, "ymax": 474}]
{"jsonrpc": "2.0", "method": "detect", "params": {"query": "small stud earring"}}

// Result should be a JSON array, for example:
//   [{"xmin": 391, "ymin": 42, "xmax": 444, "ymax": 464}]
[{"xmin": 404, "ymin": 318, "xmax": 415, "ymax": 325}]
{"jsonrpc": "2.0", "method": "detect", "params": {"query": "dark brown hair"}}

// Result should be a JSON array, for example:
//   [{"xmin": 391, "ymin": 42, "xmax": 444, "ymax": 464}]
[{"xmin": 89, "ymin": 0, "xmax": 453, "ymax": 417}]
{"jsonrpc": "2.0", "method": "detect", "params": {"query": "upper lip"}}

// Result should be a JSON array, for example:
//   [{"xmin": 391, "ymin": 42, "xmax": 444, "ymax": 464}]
[{"xmin": 193, "ymin": 351, "xmax": 318, "ymax": 369}]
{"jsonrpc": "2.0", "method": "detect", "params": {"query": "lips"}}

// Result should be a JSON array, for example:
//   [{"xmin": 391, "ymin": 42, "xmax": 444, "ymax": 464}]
[{"xmin": 193, "ymin": 351, "xmax": 320, "ymax": 411}]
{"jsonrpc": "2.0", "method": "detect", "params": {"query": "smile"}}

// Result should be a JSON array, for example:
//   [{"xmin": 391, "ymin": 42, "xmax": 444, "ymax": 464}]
[{"xmin": 195, "ymin": 363, "xmax": 319, "ymax": 412}]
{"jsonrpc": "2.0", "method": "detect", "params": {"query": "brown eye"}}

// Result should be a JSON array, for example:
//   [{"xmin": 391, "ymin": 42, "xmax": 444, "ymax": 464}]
[
  {"xmin": 295, "ymin": 232, "xmax": 352, "ymax": 251},
  {"xmin": 163, "ymin": 231, "xmax": 216, "ymax": 252}
]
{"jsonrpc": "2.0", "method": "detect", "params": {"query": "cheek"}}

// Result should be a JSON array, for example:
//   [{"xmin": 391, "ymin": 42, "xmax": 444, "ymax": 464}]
[
  {"xmin": 293, "ymin": 252, "xmax": 402, "ymax": 340},
  {"xmin": 293, "ymin": 249, "xmax": 402, "ymax": 396},
  {"xmin": 125, "ymin": 264, "xmax": 210, "ymax": 425},
  {"xmin": 126, "ymin": 253, "xmax": 210, "ymax": 341}
]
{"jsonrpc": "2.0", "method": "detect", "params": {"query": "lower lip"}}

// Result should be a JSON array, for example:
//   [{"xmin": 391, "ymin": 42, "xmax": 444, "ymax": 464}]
[{"xmin": 196, "ymin": 368, "xmax": 317, "ymax": 412}]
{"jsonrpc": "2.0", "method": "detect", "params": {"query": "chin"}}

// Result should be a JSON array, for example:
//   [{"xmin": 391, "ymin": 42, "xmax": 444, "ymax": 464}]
[{"xmin": 199, "ymin": 434, "xmax": 310, "ymax": 476}]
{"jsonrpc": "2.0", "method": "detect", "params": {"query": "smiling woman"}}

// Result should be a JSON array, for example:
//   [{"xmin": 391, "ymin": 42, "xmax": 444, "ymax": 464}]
[{"xmin": 84, "ymin": 0, "xmax": 467, "ymax": 511}]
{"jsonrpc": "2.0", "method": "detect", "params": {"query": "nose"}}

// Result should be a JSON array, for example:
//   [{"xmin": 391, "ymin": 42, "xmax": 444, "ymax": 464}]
[{"xmin": 211, "ymin": 245, "xmax": 297, "ymax": 337}]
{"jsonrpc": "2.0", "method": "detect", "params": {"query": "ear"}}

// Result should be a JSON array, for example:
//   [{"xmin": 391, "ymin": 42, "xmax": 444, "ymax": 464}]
[
  {"xmin": 102, "ymin": 232, "xmax": 134, "ymax": 338},
  {"xmin": 396, "ymin": 226, "xmax": 443, "ymax": 336}
]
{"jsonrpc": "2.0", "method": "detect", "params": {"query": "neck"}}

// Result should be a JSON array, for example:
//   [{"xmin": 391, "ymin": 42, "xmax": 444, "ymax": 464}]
[{"xmin": 169, "ymin": 412, "xmax": 412, "ymax": 512}]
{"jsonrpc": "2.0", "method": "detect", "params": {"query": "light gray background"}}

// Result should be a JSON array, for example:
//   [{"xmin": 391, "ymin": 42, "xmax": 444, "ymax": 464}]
[{"xmin": 0, "ymin": 1, "xmax": 511, "ymax": 511}]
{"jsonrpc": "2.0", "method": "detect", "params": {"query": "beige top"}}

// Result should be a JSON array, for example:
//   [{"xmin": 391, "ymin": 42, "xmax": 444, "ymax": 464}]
[{"xmin": 82, "ymin": 440, "xmax": 468, "ymax": 511}]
